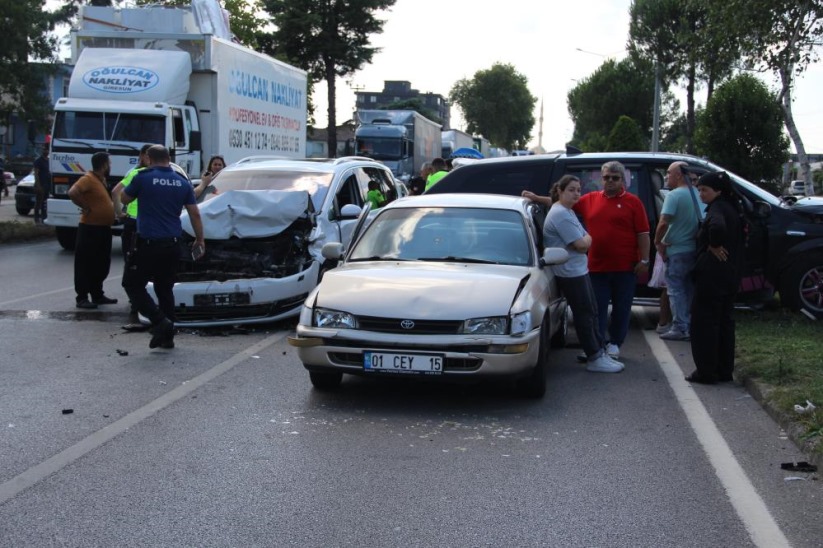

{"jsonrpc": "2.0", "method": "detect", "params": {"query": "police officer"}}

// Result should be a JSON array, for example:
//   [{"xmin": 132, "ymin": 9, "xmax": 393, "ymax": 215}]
[
  {"xmin": 112, "ymin": 143, "xmax": 152, "ymax": 330},
  {"xmin": 121, "ymin": 145, "xmax": 205, "ymax": 349}
]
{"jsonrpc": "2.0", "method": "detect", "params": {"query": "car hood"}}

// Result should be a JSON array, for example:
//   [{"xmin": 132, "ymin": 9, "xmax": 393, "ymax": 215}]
[
  {"xmin": 790, "ymin": 196, "xmax": 823, "ymax": 215},
  {"xmin": 315, "ymin": 262, "xmax": 529, "ymax": 318},
  {"xmin": 181, "ymin": 190, "xmax": 312, "ymax": 239}
]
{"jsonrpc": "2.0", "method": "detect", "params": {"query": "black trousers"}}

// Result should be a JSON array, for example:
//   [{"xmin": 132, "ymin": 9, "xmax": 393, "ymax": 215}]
[
  {"xmin": 690, "ymin": 291, "xmax": 736, "ymax": 381},
  {"xmin": 557, "ymin": 274, "xmax": 605, "ymax": 360},
  {"xmin": 120, "ymin": 217, "xmax": 138, "ymax": 313},
  {"xmin": 74, "ymin": 223, "xmax": 113, "ymax": 302},
  {"xmin": 122, "ymin": 238, "xmax": 180, "ymax": 325}
]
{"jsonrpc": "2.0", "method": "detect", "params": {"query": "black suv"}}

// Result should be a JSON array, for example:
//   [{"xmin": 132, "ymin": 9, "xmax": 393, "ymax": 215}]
[{"xmin": 426, "ymin": 150, "xmax": 823, "ymax": 318}]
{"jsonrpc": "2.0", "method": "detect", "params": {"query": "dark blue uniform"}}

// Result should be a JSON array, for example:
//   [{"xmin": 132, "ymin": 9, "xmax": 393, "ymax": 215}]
[{"xmin": 122, "ymin": 166, "xmax": 196, "ymax": 335}]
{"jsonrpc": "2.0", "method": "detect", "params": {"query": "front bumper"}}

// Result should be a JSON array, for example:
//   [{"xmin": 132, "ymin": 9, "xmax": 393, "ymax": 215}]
[
  {"xmin": 149, "ymin": 261, "xmax": 320, "ymax": 327},
  {"xmin": 290, "ymin": 324, "xmax": 541, "ymax": 378},
  {"xmin": 44, "ymin": 198, "xmax": 81, "ymax": 228}
]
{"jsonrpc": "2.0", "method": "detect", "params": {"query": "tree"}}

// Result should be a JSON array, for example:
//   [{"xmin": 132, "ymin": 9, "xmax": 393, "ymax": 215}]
[
  {"xmin": 380, "ymin": 98, "xmax": 441, "ymax": 125},
  {"xmin": 566, "ymin": 57, "xmax": 660, "ymax": 151},
  {"xmin": 629, "ymin": 0, "xmax": 739, "ymax": 153},
  {"xmin": 450, "ymin": 63, "xmax": 535, "ymax": 151},
  {"xmin": 261, "ymin": 0, "xmax": 396, "ymax": 156},
  {"xmin": 606, "ymin": 116, "xmax": 646, "ymax": 152},
  {"xmin": 694, "ymin": 74, "xmax": 789, "ymax": 182},
  {"xmin": 0, "ymin": 1, "xmax": 77, "ymax": 136},
  {"xmin": 714, "ymin": 0, "xmax": 823, "ymax": 195}
]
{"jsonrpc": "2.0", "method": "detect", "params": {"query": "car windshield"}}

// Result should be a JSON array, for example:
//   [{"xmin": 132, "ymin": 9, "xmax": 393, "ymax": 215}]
[
  {"xmin": 701, "ymin": 160, "xmax": 782, "ymax": 207},
  {"xmin": 349, "ymin": 207, "xmax": 533, "ymax": 266},
  {"xmin": 207, "ymin": 169, "xmax": 334, "ymax": 210}
]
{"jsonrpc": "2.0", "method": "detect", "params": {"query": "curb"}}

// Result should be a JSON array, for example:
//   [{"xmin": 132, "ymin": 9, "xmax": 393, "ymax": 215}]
[{"xmin": 740, "ymin": 374, "xmax": 822, "ymax": 469}]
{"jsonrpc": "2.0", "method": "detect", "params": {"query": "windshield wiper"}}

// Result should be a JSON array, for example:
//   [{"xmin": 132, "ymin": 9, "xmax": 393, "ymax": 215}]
[
  {"xmin": 52, "ymin": 138, "xmax": 97, "ymax": 149},
  {"xmin": 417, "ymin": 256, "xmax": 497, "ymax": 264},
  {"xmin": 103, "ymin": 142, "xmax": 140, "ymax": 152}
]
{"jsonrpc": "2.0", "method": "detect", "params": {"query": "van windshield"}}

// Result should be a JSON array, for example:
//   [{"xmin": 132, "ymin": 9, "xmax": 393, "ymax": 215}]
[{"xmin": 53, "ymin": 111, "xmax": 165, "ymax": 143}]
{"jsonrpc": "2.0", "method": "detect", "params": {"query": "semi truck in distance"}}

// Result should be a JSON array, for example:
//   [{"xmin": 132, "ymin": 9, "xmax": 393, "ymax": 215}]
[
  {"xmin": 45, "ymin": 3, "xmax": 308, "ymax": 249},
  {"xmin": 441, "ymin": 129, "xmax": 474, "ymax": 159},
  {"xmin": 354, "ymin": 109, "xmax": 441, "ymax": 182}
]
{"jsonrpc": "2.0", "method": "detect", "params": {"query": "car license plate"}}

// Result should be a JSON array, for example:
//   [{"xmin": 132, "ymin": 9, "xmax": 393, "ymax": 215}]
[
  {"xmin": 363, "ymin": 351, "xmax": 443, "ymax": 375},
  {"xmin": 193, "ymin": 292, "xmax": 251, "ymax": 307}
]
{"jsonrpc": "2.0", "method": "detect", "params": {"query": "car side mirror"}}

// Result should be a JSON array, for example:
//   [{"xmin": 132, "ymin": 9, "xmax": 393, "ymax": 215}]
[
  {"xmin": 540, "ymin": 247, "xmax": 569, "ymax": 267},
  {"xmin": 321, "ymin": 242, "xmax": 345, "ymax": 261},
  {"xmin": 752, "ymin": 200, "xmax": 771, "ymax": 218},
  {"xmin": 339, "ymin": 203, "xmax": 363, "ymax": 219}
]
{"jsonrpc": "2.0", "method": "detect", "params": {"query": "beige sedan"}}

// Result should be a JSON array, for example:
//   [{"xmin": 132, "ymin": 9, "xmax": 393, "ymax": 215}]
[{"xmin": 289, "ymin": 194, "xmax": 569, "ymax": 398}]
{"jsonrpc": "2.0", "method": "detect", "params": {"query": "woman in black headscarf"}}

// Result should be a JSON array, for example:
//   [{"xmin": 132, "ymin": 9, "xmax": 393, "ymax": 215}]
[{"xmin": 686, "ymin": 171, "xmax": 746, "ymax": 384}]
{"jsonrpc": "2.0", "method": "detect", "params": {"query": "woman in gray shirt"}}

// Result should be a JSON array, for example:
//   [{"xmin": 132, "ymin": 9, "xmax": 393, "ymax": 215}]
[{"xmin": 543, "ymin": 175, "xmax": 623, "ymax": 373}]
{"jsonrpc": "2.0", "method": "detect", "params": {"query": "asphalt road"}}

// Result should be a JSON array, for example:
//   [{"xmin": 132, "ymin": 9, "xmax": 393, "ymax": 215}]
[{"xmin": 0, "ymin": 238, "xmax": 820, "ymax": 547}]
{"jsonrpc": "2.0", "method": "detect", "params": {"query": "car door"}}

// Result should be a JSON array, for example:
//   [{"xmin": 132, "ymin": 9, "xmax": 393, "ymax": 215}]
[{"xmin": 330, "ymin": 168, "xmax": 368, "ymax": 247}]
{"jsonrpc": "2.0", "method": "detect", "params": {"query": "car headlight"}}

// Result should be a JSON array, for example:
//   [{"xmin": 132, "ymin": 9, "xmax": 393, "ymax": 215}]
[
  {"xmin": 313, "ymin": 308, "xmax": 357, "ymax": 329},
  {"xmin": 462, "ymin": 316, "xmax": 508, "ymax": 335},
  {"xmin": 510, "ymin": 311, "xmax": 532, "ymax": 336}
]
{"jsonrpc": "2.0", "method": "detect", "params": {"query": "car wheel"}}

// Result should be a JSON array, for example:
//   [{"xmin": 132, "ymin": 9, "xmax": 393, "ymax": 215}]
[
  {"xmin": 779, "ymin": 254, "xmax": 823, "ymax": 318},
  {"xmin": 16, "ymin": 206, "xmax": 31, "ymax": 216},
  {"xmin": 56, "ymin": 227, "xmax": 77, "ymax": 251},
  {"xmin": 516, "ymin": 317, "xmax": 549, "ymax": 399},
  {"xmin": 309, "ymin": 371, "xmax": 343, "ymax": 391},
  {"xmin": 550, "ymin": 303, "xmax": 569, "ymax": 348}
]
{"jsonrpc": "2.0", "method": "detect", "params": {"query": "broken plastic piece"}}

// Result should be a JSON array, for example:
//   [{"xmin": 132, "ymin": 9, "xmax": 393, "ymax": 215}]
[
  {"xmin": 793, "ymin": 400, "xmax": 816, "ymax": 414},
  {"xmin": 781, "ymin": 461, "xmax": 818, "ymax": 473},
  {"xmin": 116, "ymin": 349, "xmax": 129, "ymax": 356},
  {"xmin": 62, "ymin": 409, "xmax": 74, "ymax": 415}
]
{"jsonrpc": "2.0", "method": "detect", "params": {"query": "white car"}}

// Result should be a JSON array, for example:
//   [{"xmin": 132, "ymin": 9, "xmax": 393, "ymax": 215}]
[
  {"xmin": 156, "ymin": 156, "xmax": 398, "ymax": 326},
  {"xmin": 288, "ymin": 194, "xmax": 570, "ymax": 398}
]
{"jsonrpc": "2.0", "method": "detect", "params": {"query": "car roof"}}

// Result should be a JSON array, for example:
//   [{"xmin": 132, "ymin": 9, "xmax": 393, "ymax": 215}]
[
  {"xmin": 387, "ymin": 193, "xmax": 530, "ymax": 211},
  {"xmin": 225, "ymin": 156, "xmax": 388, "ymax": 174}
]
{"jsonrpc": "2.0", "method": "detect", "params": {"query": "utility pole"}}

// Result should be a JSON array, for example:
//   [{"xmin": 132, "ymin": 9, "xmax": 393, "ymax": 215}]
[
  {"xmin": 651, "ymin": 61, "xmax": 661, "ymax": 152},
  {"xmin": 538, "ymin": 96, "xmax": 544, "ymax": 150}
]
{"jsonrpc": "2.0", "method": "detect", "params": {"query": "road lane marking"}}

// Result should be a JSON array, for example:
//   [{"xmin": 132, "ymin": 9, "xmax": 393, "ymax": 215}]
[
  {"xmin": 637, "ymin": 308, "xmax": 790, "ymax": 548},
  {"xmin": 0, "ymin": 274, "xmax": 123, "ymax": 307},
  {"xmin": 0, "ymin": 331, "xmax": 287, "ymax": 506}
]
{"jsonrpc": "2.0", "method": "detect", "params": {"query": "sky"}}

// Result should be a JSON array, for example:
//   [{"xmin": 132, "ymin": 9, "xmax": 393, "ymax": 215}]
[{"xmin": 311, "ymin": 0, "xmax": 823, "ymax": 154}]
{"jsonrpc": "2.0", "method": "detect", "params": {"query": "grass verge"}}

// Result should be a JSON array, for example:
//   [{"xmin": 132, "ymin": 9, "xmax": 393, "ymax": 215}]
[
  {"xmin": 0, "ymin": 220, "xmax": 55, "ymax": 244},
  {"xmin": 735, "ymin": 308, "xmax": 822, "ymax": 459}
]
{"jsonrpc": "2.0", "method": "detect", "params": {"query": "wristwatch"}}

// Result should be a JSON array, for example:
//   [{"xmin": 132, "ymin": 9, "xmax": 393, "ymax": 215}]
[{"xmin": 639, "ymin": 259, "xmax": 649, "ymax": 265}]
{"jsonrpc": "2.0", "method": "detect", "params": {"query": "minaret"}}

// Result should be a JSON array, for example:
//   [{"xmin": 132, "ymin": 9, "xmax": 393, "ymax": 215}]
[{"xmin": 538, "ymin": 96, "xmax": 544, "ymax": 149}]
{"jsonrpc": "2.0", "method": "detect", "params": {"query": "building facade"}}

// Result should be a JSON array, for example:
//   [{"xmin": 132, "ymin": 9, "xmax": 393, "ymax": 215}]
[{"xmin": 355, "ymin": 81, "xmax": 450, "ymax": 129}]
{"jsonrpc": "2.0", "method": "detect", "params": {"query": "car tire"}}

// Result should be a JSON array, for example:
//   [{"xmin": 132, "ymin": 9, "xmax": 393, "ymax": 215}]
[
  {"xmin": 309, "ymin": 371, "xmax": 343, "ymax": 391},
  {"xmin": 56, "ymin": 227, "xmax": 77, "ymax": 251},
  {"xmin": 16, "ymin": 206, "xmax": 31, "ymax": 216},
  {"xmin": 550, "ymin": 303, "xmax": 569, "ymax": 348},
  {"xmin": 516, "ymin": 317, "xmax": 549, "ymax": 399},
  {"xmin": 779, "ymin": 254, "xmax": 823, "ymax": 318}
]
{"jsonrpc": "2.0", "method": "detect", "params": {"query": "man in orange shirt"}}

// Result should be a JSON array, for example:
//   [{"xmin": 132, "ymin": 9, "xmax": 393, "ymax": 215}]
[{"xmin": 68, "ymin": 152, "xmax": 117, "ymax": 309}]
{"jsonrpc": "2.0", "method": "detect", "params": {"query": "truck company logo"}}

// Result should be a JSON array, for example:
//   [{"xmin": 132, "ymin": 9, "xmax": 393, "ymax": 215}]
[{"xmin": 83, "ymin": 66, "xmax": 159, "ymax": 94}]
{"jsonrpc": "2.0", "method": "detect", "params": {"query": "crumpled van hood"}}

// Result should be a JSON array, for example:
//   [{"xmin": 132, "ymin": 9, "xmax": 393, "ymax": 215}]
[{"xmin": 181, "ymin": 190, "xmax": 312, "ymax": 239}]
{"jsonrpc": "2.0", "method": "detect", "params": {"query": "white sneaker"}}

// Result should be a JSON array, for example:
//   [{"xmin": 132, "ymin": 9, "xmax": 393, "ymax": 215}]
[
  {"xmin": 606, "ymin": 343, "xmax": 620, "ymax": 359},
  {"xmin": 605, "ymin": 355, "xmax": 625, "ymax": 370},
  {"xmin": 586, "ymin": 354, "xmax": 623, "ymax": 373},
  {"xmin": 656, "ymin": 323, "xmax": 671, "ymax": 334}
]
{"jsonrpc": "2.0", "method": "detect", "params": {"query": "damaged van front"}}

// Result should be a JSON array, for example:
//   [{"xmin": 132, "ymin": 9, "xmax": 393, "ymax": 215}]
[{"xmin": 148, "ymin": 157, "xmax": 398, "ymax": 327}]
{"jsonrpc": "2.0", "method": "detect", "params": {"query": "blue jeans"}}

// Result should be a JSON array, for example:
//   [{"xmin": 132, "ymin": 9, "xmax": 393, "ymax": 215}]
[
  {"xmin": 590, "ymin": 271, "xmax": 637, "ymax": 347},
  {"xmin": 665, "ymin": 251, "xmax": 696, "ymax": 333}
]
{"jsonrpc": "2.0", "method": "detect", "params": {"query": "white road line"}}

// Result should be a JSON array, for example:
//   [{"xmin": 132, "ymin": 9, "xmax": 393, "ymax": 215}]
[
  {"xmin": 637, "ymin": 308, "xmax": 791, "ymax": 548},
  {"xmin": 0, "ymin": 331, "xmax": 287, "ymax": 507},
  {"xmin": 0, "ymin": 274, "xmax": 123, "ymax": 307}
]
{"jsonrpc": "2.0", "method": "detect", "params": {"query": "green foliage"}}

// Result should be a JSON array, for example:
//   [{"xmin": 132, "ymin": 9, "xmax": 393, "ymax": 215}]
[
  {"xmin": 0, "ymin": 0, "xmax": 76, "ymax": 128},
  {"xmin": 381, "ymin": 99, "xmax": 441, "ymax": 125},
  {"xmin": 694, "ymin": 74, "xmax": 789, "ymax": 181},
  {"xmin": 567, "ymin": 57, "xmax": 656, "ymax": 152},
  {"xmin": 449, "ymin": 63, "xmax": 535, "ymax": 151},
  {"xmin": 261, "ymin": 0, "xmax": 396, "ymax": 153},
  {"xmin": 606, "ymin": 116, "xmax": 646, "ymax": 152}
]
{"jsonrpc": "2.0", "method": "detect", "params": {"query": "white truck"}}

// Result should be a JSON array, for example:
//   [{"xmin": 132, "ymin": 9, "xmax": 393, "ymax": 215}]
[
  {"xmin": 441, "ymin": 129, "xmax": 474, "ymax": 159},
  {"xmin": 46, "ymin": 4, "xmax": 308, "ymax": 250},
  {"xmin": 354, "ymin": 110, "xmax": 441, "ymax": 182}
]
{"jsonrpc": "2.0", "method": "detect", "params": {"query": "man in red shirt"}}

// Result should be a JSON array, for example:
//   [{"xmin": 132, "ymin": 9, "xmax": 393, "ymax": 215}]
[{"xmin": 574, "ymin": 161, "xmax": 650, "ymax": 359}]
